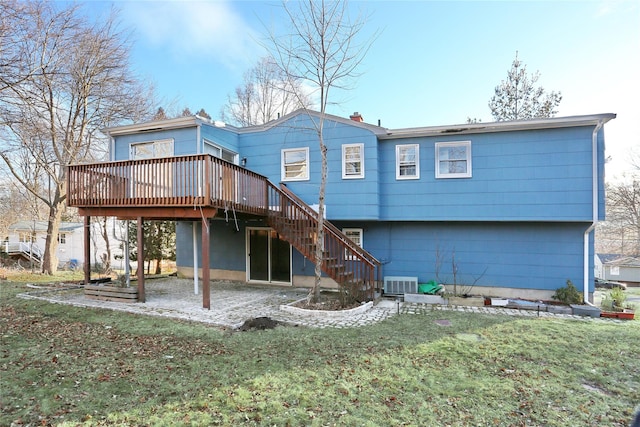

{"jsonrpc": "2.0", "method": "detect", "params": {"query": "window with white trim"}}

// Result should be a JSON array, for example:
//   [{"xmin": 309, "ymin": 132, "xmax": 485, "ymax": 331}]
[
  {"xmin": 342, "ymin": 143, "xmax": 364, "ymax": 179},
  {"xmin": 396, "ymin": 144, "xmax": 419, "ymax": 179},
  {"xmin": 204, "ymin": 139, "xmax": 238, "ymax": 164},
  {"xmin": 435, "ymin": 141, "xmax": 472, "ymax": 178},
  {"xmin": 130, "ymin": 139, "xmax": 174, "ymax": 159},
  {"xmin": 58, "ymin": 233, "xmax": 66, "ymax": 244},
  {"xmin": 342, "ymin": 228, "xmax": 363, "ymax": 260},
  {"xmin": 130, "ymin": 139, "xmax": 175, "ymax": 198},
  {"xmin": 282, "ymin": 147, "xmax": 309, "ymax": 181}
]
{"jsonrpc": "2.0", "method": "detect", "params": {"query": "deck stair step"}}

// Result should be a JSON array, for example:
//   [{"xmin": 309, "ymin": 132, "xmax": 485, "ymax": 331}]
[{"xmin": 265, "ymin": 183, "xmax": 381, "ymax": 302}]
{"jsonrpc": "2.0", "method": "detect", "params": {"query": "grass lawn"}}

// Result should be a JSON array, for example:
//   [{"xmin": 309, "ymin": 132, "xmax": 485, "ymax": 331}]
[{"xmin": 1, "ymin": 275, "xmax": 639, "ymax": 426}]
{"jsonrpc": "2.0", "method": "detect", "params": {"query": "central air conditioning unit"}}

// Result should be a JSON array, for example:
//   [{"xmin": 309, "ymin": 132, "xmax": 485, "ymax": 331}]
[{"xmin": 383, "ymin": 276, "xmax": 418, "ymax": 295}]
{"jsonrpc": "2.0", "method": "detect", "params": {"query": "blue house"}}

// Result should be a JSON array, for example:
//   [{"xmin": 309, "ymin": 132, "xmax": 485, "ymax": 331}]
[{"xmin": 68, "ymin": 109, "xmax": 615, "ymax": 307}]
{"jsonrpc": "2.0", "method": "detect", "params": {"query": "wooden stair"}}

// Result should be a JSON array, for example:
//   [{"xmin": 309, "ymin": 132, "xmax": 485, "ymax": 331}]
[{"xmin": 266, "ymin": 183, "xmax": 381, "ymax": 302}]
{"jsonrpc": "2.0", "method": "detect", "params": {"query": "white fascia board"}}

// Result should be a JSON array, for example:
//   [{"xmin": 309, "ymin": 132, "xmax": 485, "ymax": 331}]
[
  {"xmin": 102, "ymin": 116, "xmax": 205, "ymax": 136},
  {"xmin": 235, "ymin": 108, "xmax": 388, "ymax": 135},
  {"xmin": 379, "ymin": 113, "xmax": 617, "ymax": 140}
]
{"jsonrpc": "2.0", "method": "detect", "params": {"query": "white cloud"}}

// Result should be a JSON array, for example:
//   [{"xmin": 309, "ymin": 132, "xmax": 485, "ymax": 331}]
[{"xmin": 123, "ymin": 1, "xmax": 262, "ymax": 69}]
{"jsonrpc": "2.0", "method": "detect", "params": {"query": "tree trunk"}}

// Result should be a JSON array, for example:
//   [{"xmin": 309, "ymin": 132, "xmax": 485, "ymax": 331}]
[
  {"xmin": 100, "ymin": 217, "xmax": 111, "ymax": 271},
  {"xmin": 41, "ymin": 201, "xmax": 64, "ymax": 274},
  {"xmin": 311, "ymin": 136, "xmax": 328, "ymax": 304}
]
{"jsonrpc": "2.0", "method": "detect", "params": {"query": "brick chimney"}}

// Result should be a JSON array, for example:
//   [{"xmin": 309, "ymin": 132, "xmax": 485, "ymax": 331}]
[{"xmin": 349, "ymin": 112, "xmax": 363, "ymax": 122}]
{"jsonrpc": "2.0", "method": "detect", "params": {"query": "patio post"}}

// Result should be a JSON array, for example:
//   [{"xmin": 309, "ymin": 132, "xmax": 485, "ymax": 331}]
[
  {"xmin": 202, "ymin": 217, "xmax": 210, "ymax": 309},
  {"xmin": 193, "ymin": 222, "xmax": 199, "ymax": 295},
  {"xmin": 137, "ymin": 217, "xmax": 145, "ymax": 303},
  {"xmin": 83, "ymin": 216, "xmax": 91, "ymax": 285}
]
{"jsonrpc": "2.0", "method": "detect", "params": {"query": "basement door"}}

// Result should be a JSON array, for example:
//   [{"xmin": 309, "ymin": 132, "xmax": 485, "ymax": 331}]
[{"xmin": 247, "ymin": 228, "xmax": 291, "ymax": 284}]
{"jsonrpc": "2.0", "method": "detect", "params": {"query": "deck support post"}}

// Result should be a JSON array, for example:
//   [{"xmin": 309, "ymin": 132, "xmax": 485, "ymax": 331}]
[
  {"xmin": 193, "ymin": 222, "xmax": 198, "ymax": 295},
  {"xmin": 137, "ymin": 217, "xmax": 145, "ymax": 303},
  {"xmin": 83, "ymin": 216, "xmax": 91, "ymax": 285},
  {"xmin": 202, "ymin": 217, "xmax": 210, "ymax": 309}
]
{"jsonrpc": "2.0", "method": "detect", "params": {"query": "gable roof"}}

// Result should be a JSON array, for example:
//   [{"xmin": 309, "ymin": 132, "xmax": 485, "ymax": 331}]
[
  {"xmin": 100, "ymin": 110, "xmax": 616, "ymax": 141},
  {"xmin": 605, "ymin": 256, "xmax": 640, "ymax": 267},
  {"xmin": 597, "ymin": 253, "xmax": 623, "ymax": 264},
  {"xmin": 236, "ymin": 108, "xmax": 388, "ymax": 135},
  {"xmin": 9, "ymin": 221, "xmax": 83, "ymax": 233}
]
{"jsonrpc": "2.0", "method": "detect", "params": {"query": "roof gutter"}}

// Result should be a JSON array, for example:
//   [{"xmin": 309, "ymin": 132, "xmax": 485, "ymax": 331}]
[{"xmin": 583, "ymin": 119, "xmax": 606, "ymax": 305}]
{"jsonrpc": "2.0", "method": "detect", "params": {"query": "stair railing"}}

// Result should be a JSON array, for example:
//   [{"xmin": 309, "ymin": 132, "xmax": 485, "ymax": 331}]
[{"xmin": 266, "ymin": 182, "xmax": 380, "ymax": 301}]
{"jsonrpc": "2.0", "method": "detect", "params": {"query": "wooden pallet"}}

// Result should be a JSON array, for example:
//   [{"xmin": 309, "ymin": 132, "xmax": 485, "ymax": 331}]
[{"xmin": 85, "ymin": 284, "xmax": 138, "ymax": 303}]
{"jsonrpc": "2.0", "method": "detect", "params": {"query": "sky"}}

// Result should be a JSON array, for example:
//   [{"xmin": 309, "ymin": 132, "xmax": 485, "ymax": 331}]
[{"xmin": 83, "ymin": 0, "xmax": 639, "ymax": 182}]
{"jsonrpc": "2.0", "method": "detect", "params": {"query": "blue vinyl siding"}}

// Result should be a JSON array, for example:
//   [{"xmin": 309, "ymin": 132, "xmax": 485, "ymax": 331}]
[
  {"xmin": 177, "ymin": 220, "xmax": 247, "ymax": 271},
  {"xmin": 200, "ymin": 125, "xmax": 239, "ymax": 154},
  {"xmin": 238, "ymin": 114, "xmax": 381, "ymax": 219},
  {"xmin": 113, "ymin": 127, "xmax": 198, "ymax": 160},
  {"xmin": 113, "ymin": 111, "xmax": 608, "ymax": 297},
  {"xmin": 333, "ymin": 221, "xmax": 593, "ymax": 293},
  {"xmin": 179, "ymin": 219, "xmax": 594, "ymax": 293},
  {"xmin": 379, "ymin": 126, "xmax": 598, "ymax": 221}
]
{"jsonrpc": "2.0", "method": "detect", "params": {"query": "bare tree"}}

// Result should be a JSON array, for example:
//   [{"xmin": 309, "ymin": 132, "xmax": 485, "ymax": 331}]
[
  {"xmin": 0, "ymin": 1, "xmax": 155, "ymax": 274},
  {"xmin": 601, "ymin": 180, "xmax": 640, "ymax": 256},
  {"xmin": 267, "ymin": 0, "xmax": 375, "ymax": 302},
  {"xmin": 221, "ymin": 56, "xmax": 313, "ymax": 126},
  {"xmin": 489, "ymin": 52, "xmax": 562, "ymax": 121},
  {"xmin": 153, "ymin": 107, "xmax": 168, "ymax": 121}
]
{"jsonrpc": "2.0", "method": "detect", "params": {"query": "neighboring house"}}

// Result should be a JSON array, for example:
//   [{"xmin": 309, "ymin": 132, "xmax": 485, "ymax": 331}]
[
  {"xmin": 3, "ymin": 219, "xmax": 125, "ymax": 270},
  {"xmin": 596, "ymin": 254, "xmax": 640, "ymax": 286},
  {"xmin": 68, "ymin": 110, "xmax": 615, "ymax": 306}
]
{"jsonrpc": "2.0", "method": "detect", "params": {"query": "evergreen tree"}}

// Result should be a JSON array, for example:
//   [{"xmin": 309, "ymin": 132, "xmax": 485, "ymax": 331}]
[{"xmin": 489, "ymin": 52, "xmax": 562, "ymax": 121}]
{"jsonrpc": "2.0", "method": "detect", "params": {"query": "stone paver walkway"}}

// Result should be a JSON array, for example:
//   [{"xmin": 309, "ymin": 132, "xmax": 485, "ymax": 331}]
[{"xmin": 19, "ymin": 278, "xmax": 631, "ymax": 329}]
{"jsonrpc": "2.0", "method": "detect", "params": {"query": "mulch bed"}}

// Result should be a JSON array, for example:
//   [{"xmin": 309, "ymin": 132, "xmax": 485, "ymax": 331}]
[{"xmin": 292, "ymin": 294, "xmax": 360, "ymax": 311}]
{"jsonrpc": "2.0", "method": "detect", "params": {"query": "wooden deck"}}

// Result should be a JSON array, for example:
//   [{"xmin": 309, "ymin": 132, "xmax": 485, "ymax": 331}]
[
  {"xmin": 67, "ymin": 155, "xmax": 381, "ymax": 305},
  {"xmin": 67, "ymin": 154, "xmax": 269, "ymax": 219}
]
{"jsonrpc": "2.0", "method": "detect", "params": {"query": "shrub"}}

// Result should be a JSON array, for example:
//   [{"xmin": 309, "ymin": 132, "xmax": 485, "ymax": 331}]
[
  {"xmin": 552, "ymin": 279, "xmax": 582, "ymax": 305},
  {"xmin": 609, "ymin": 287, "xmax": 627, "ymax": 311}
]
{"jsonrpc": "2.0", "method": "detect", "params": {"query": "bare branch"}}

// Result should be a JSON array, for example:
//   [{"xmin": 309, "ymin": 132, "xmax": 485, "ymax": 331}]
[
  {"xmin": 0, "ymin": 2, "xmax": 156, "ymax": 273},
  {"xmin": 264, "ymin": 0, "xmax": 376, "ymax": 302}
]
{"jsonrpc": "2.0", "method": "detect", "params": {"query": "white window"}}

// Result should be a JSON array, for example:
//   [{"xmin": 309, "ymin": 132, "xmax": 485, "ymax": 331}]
[
  {"xmin": 435, "ymin": 141, "xmax": 472, "ymax": 178},
  {"xmin": 342, "ymin": 228, "xmax": 363, "ymax": 260},
  {"xmin": 396, "ymin": 144, "xmax": 420, "ymax": 179},
  {"xmin": 130, "ymin": 139, "xmax": 174, "ymax": 159},
  {"xmin": 342, "ymin": 143, "xmax": 364, "ymax": 179},
  {"xmin": 204, "ymin": 140, "xmax": 238, "ymax": 164},
  {"xmin": 282, "ymin": 148, "xmax": 309, "ymax": 181},
  {"xmin": 130, "ymin": 139, "xmax": 175, "ymax": 198},
  {"xmin": 58, "ymin": 233, "xmax": 66, "ymax": 244},
  {"xmin": 19, "ymin": 233, "xmax": 35, "ymax": 243}
]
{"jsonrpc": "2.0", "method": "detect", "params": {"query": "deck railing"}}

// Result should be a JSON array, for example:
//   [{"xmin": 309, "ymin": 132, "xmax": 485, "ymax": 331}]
[
  {"xmin": 67, "ymin": 154, "xmax": 268, "ymax": 215},
  {"xmin": 1, "ymin": 242, "xmax": 43, "ymax": 263},
  {"xmin": 68, "ymin": 155, "xmax": 381, "ymax": 301}
]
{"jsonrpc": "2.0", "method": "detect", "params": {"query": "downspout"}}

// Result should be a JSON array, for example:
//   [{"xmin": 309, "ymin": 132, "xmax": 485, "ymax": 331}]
[
  {"xmin": 107, "ymin": 130, "xmax": 115, "ymax": 162},
  {"xmin": 194, "ymin": 121, "xmax": 201, "ymax": 294},
  {"xmin": 583, "ymin": 120, "xmax": 605, "ymax": 305}
]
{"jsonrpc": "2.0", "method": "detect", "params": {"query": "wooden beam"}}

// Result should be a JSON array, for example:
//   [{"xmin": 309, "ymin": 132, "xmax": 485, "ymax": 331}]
[
  {"xmin": 137, "ymin": 217, "xmax": 145, "ymax": 303},
  {"xmin": 83, "ymin": 216, "xmax": 91, "ymax": 285},
  {"xmin": 79, "ymin": 206, "xmax": 218, "ymax": 220},
  {"xmin": 202, "ymin": 217, "xmax": 210, "ymax": 309}
]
